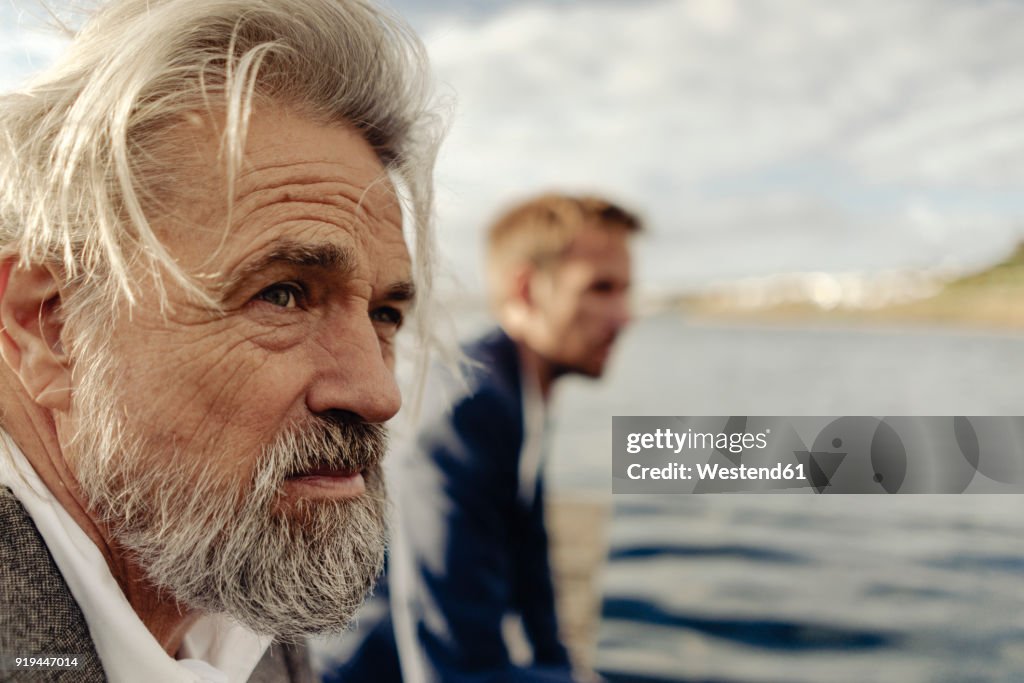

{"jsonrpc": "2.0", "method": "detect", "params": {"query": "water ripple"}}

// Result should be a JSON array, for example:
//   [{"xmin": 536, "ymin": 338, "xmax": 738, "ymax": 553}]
[
  {"xmin": 925, "ymin": 553, "xmax": 1024, "ymax": 574},
  {"xmin": 610, "ymin": 543, "xmax": 809, "ymax": 565},
  {"xmin": 602, "ymin": 598, "xmax": 900, "ymax": 651},
  {"xmin": 601, "ymin": 672, "xmax": 780, "ymax": 683}
]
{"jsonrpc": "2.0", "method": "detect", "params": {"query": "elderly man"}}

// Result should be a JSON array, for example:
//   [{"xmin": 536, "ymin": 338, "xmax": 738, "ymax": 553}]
[
  {"xmin": 334, "ymin": 193, "xmax": 639, "ymax": 683},
  {"xmin": 0, "ymin": 0, "xmax": 439, "ymax": 681}
]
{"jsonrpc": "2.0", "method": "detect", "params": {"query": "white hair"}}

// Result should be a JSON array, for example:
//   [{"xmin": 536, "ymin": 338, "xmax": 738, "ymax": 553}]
[{"xmin": 0, "ymin": 0, "xmax": 442, "ymax": 325}]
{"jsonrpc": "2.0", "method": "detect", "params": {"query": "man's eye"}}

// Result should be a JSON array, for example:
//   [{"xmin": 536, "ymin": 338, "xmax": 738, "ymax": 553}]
[
  {"xmin": 254, "ymin": 283, "xmax": 304, "ymax": 308},
  {"xmin": 371, "ymin": 306, "xmax": 404, "ymax": 328}
]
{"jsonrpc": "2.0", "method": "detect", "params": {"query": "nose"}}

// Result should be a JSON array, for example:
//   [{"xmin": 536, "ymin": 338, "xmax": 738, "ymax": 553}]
[{"xmin": 305, "ymin": 313, "xmax": 402, "ymax": 424}]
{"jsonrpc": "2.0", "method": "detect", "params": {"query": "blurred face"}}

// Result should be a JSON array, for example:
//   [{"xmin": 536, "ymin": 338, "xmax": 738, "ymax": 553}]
[
  {"xmin": 526, "ymin": 224, "xmax": 633, "ymax": 378},
  {"xmin": 58, "ymin": 109, "xmax": 413, "ymax": 636}
]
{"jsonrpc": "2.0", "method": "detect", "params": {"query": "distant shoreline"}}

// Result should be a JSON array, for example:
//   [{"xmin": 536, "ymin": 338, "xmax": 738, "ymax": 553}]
[
  {"xmin": 670, "ymin": 245, "xmax": 1024, "ymax": 331},
  {"xmin": 674, "ymin": 288, "xmax": 1024, "ymax": 331}
]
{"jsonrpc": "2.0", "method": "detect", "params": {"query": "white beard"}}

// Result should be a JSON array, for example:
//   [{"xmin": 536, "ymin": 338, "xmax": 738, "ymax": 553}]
[{"xmin": 68, "ymin": 355, "xmax": 389, "ymax": 638}]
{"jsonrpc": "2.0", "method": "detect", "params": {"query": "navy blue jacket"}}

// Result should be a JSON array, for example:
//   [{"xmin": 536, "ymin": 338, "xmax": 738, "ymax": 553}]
[{"xmin": 329, "ymin": 328, "xmax": 573, "ymax": 683}]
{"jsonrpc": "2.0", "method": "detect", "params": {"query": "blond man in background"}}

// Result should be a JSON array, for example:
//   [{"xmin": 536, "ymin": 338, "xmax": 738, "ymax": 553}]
[{"xmin": 334, "ymin": 194, "xmax": 639, "ymax": 683}]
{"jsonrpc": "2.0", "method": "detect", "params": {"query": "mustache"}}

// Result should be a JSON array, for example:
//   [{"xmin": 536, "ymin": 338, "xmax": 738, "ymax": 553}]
[{"xmin": 272, "ymin": 417, "xmax": 389, "ymax": 479}]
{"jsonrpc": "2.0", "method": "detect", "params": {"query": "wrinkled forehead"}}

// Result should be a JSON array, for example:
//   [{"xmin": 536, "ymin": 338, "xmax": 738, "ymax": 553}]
[
  {"xmin": 235, "ymin": 109, "xmax": 399, "ymax": 199},
  {"xmin": 153, "ymin": 107, "xmax": 407, "ymax": 278}
]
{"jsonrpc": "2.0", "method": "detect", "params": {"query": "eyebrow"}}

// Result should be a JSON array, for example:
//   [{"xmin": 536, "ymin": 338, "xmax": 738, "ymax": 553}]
[
  {"xmin": 221, "ymin": 239, "xmax": 416, "ymax": 304},
  {"xmin": 221, "ymin": 240, "xmax": 354, "ymax": 293},
  {"xmin": 384, "ymin": 279, "xmax": 417, "ymax": 304}
]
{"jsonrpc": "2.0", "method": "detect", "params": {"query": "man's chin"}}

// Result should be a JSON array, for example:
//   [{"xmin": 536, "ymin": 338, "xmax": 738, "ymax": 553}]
[
  {"xmin": 570, "ymin": 341, "xmax": 617, "ymax": 379},
  {"xmin": 577, "ymin": 352, "xmax": 612, "ymax": 379},
  {"xmin": 188, "ymin": 489, "xmax": 387, "ymax": 637}
]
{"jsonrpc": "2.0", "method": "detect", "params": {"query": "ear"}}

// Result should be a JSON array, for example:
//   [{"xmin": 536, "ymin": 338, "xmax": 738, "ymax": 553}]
[
  {"xmin": 0, "ymin": 259, "xmax": 71, "ymax": 411},
  {"xmin": 509, "ymin": 264, "xmax": 534, "ymax": 307}
]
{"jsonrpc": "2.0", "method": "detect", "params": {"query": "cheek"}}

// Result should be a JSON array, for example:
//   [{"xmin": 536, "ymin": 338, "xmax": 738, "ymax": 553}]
[
  {"xmin": 568, "ymin": 296, "xmax": 602, "ymax": 328},
  {"xmin": 112, "ymin": 327, "xmax": 308, "ymax": 457},
  {"xmin": 567, "ymin": 301, "xmax": 611, "ymax": 347}
]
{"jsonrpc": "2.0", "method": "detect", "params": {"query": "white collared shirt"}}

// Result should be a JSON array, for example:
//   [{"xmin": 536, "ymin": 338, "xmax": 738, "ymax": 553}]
[
  {"xmin": 516, "ymin": 358, "xmax": 550, "ymax": 508},
  {"xmin": 0, "ymin": 431, "xmax": 272, "ymax": 683}
]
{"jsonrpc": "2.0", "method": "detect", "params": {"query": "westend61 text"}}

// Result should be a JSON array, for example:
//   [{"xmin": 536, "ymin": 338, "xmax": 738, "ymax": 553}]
[{"xmin": 627, "ymin": 462, "xmax": 807, "ymax": 481}]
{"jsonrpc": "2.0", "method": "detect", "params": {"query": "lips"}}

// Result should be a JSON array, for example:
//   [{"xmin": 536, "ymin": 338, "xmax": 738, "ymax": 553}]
[
  {"xmin": 283, "ymin": 468, "xmax": 367, "ymax": 500},
  {"xmin": 273, "ymin": 418, "xmax": 388, "ymax": 503}
]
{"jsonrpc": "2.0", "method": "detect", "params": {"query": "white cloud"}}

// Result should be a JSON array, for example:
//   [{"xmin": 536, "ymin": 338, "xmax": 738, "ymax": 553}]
[
  {"xmin": 422, "ymin": 0, "xmax": 1024, "ymax": 293},
  {"xmin": 3, "ymin": 0, "xmax": 1023, "ymax": 293}
]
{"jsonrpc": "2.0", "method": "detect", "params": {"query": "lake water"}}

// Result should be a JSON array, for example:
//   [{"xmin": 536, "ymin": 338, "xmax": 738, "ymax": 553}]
[{"xmin": 547, "ymin": 314, "xmax": 1024, "ymax": 683}]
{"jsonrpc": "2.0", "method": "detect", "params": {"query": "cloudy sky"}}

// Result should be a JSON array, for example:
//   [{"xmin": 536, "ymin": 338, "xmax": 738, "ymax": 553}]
[{"xmin": 4, "ymin": 0, "xmax": 1024, "ymax": 294}]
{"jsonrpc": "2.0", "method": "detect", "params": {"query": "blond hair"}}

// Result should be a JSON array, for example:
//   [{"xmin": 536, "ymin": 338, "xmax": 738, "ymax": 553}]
[{"xmin": 485, "ymin": 192, "xmax": 641, "ymax": 303}]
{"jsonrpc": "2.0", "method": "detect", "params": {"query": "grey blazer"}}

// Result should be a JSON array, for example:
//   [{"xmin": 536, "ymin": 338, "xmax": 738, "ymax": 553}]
[{"xmin": 0, "ymin": 486, "xmax": 311, "ymax": 682}]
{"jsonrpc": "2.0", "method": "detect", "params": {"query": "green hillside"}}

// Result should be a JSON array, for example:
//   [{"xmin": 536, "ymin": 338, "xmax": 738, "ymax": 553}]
[{"xmin": 946, "ymin": 243, "xmax": 1024, "ymax": 291}]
